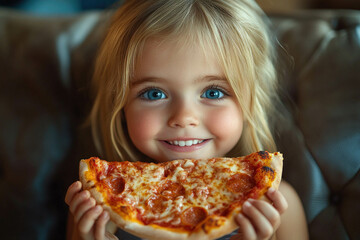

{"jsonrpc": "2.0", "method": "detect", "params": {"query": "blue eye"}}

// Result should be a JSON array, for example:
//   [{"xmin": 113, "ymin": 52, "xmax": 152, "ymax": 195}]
[
  {"xmin": 140, "ymin": 88, "xmax": 166, "ymax": 100},
  {"xmin": 201, "ymin": 88, "xmax": 225, "ymax": 99}
]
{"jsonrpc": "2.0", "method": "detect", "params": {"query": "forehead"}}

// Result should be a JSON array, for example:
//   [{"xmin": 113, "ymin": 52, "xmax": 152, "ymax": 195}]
[
  {"xmin": 140, "ymin": 36, "xmax": 218, "ymax": 61},
  {"xmin": 133, "ymin": 37, "xmax": 224, "ymax": 81}
]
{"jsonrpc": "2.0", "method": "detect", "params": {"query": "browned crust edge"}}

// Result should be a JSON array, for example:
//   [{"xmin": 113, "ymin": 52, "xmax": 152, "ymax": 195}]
[{"xmin": 257, "ymin": 152, "xmax": 283, "ymax": 206}]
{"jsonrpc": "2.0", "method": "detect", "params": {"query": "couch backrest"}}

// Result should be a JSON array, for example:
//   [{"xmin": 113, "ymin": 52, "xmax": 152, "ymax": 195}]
[{"xmin": 272, "ymin": 10, "xmax": 360, "ymax": 240}]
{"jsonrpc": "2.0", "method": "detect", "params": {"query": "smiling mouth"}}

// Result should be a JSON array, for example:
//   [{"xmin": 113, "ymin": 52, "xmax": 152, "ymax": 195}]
[{"xmin": 165, "ymin": 139, "xmax": 205, "ymax": 147}]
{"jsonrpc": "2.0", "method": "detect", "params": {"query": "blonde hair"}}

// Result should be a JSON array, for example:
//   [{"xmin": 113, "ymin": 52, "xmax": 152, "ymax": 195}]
[{"xmin": 90, "ymin": 0, "xmax": 279, "ymax": 161}]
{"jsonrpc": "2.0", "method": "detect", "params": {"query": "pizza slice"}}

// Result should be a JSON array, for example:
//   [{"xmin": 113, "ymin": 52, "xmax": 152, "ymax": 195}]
[{"xmin": 79, "ymin": 151, "xmax": 283, "ymax": 240}]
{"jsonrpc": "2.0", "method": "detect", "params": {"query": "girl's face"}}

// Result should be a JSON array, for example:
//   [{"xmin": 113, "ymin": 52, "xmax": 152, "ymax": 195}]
[{"xmin": 124, "ymin": 38, "xmax": 243, "ymax": 163}]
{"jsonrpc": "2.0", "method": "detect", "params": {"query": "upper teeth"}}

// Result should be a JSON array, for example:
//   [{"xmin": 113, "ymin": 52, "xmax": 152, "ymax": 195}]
[{"xmin": 168, "ymin": 140, "xmax": 204, "ymax": 147}]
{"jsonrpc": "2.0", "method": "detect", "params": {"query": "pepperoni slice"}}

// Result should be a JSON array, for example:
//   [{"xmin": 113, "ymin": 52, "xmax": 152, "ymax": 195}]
[
  {"xmin": 104, "ymin": 177, "xmax": 125, "ymax": 195},
  {"xmin": 146, "ymin": 195, "xmax": 167, "ymax": 212},
  {"xmin": 226, "ymin": 173, "xmax": 255, "ymax": 193},
  {"xmin": 181, "ymin": 207, "xmax": 208, "ymax": 227},
  {"xmin": 160, "ymin": 181, "xmax": 185, "ymax": 199}
]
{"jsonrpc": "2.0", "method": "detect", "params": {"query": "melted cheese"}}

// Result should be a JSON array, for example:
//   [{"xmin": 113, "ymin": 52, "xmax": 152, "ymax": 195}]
[
  {"xmin": 127, "ymin": 158, "xmax": 245, "ymax": 226},
  {"xmin": 90, "ymin": 155, "xmax": 273, "ymax": 229}
]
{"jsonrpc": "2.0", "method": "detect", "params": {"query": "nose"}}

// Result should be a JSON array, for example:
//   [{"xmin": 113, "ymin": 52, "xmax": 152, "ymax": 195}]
[{"xmin": 168, "ymin": 100, "xmax": 200, "ymax": 128}]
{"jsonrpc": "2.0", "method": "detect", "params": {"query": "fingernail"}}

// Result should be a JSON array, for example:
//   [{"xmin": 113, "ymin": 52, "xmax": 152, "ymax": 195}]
[
  {"xmin": 102, "ymin": 211, "xmax": 109, "ymax": 219},
  {"xmin": 268, "ymin": 187, "xmax": 275, "ymax": 194},
  {"xmin": 95, "ymin": 206, "xmax": 102, "ymax": 212},
  {"xmin": 244, "ymin": 201, "xmax": 251, "ymax": 208},
  {"xmin": 72, "ymin": 181, "xmax": 80, "ymax": 188},
  {"xmin": 84, "ymin": 190, "xmax": 90, "ymax": 198},
  {"xmin": 248, "ymin": 198, "xmax": 255, "ymax": 202}
]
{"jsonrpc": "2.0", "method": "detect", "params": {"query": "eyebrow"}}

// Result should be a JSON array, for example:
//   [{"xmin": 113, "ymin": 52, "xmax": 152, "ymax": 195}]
[
  {"xmin": 198, "ymin": 75, "xmax": 228, "ymax": 83},
  {"xmin": 131, "ymin": 77, "xmax": 166, "ymax": 86},
  {"xmin": 131, "ymin": 75, "xmax": 228, "ymax": 86}
]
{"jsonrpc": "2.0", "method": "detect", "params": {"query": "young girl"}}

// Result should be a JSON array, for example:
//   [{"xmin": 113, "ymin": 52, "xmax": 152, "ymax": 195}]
[{"xmin": 65, "ymin": 0, "xmax": 308, "ymax": 239}]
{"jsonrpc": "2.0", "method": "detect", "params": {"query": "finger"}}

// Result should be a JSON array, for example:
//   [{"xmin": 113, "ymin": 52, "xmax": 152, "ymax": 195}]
[
  {"xmin": 94, "ymin": 211, "xmax": 110, "ymax": 240},
  {"xmin": 105, "ymin": 232, "xmax": 119, "ymax": 240},
  {"xmin": 69, "ymin": 190, "xmax": 91, "ymax": 214},
  {"xmin": 266, "ymin": 188, "xmax": 288, "ymax": 214},
  {"xmin": 248, "ymin": 199, "xmax": 281, "ymax": 228},
  {"xmin": 242, "ymin": 201, "xmax": 273, "ymax": 239},
  {"xmin": 74, "ymin": 198, "xmax": 97, "ymax": 223},
  {"xmin": 65, "ymin": 181, "xmax": 82, "ymax": 205},
  {"xmin": 234, "ymin": 213, "xmax": 257, "ymax": 240},
  {"xmin": 78, "ymin": 205, "xmax": 103, "ymax": 236}
]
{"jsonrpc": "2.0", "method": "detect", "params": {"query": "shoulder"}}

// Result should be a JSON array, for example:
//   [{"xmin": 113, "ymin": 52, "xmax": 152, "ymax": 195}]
[
  {"xmin": 278, "ymin": 180, "xmax": 304, "ymax": 217},
  {"xmin": 279, "ymin": 181, "xmax": 298, "ymax": 200},
  {"xmin": 277, "ymin": 180, "xmax": 309, "ymax": 240}
]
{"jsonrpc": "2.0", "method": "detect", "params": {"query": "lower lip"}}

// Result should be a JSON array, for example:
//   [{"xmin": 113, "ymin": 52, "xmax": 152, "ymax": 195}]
[{"xmin": 160, "ymin": 140, "xmax": 210, "ymax": 152}]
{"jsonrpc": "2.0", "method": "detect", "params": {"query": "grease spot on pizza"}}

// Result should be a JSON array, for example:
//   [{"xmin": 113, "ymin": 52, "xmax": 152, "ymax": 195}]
[
  {"xmin": 119, "ymin": 205, "xmax": 131, "ymax": 216},
  {"xmin": 226, "ymin": 173, "xmax": 255, "ymax": 193},
  {"xmin": 181, "ymin": 207, "xmax": 208, "ymax": 227},
  {"xmin": 202, "ymin": 216, "xmax": 226, "ymax": 233}
]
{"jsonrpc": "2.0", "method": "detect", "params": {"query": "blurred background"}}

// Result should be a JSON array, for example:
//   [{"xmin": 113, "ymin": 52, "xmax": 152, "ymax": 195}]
[{"xmin": 0, "ymin": 0, "xmax": 359, "ymax": 15}]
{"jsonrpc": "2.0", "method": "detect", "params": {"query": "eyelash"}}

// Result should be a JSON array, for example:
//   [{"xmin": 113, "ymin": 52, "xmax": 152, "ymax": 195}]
[
  {"xmin": 202, "ymin": 84, "xmax": 231, "ymax": 99},
  {"xmin": 137, "ymin": 86, "xmax": 167, "ymax": 101},
  {"xmin": 136, "ymin": 84, "xmax": 230, "ymax": 101}
]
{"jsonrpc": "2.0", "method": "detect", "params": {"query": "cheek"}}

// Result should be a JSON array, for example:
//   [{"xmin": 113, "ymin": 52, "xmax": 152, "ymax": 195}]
[
  {"xmin": 207, "ymin": 105, "xmax": 243, "ymax": 141},
  {"xmin": 125, "ymin": 107, "xmax": 162, "ymax": 146}
]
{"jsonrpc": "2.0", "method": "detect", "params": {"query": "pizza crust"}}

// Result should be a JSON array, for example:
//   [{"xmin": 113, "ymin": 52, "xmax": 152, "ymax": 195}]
[
  {"xmin": 110, "ymin": 214, "xmax": 238, "ymax": 240},
  {"xmin": 79, "ymin": 152, "xmax": 283, "ymax": 240},
  {"xmin": 269, "ymin": 152, "xmax": 283, "ymax": 190},
  {"xmin": 79, "ymin": 161, "xmax": 104, "ymax": 204}
]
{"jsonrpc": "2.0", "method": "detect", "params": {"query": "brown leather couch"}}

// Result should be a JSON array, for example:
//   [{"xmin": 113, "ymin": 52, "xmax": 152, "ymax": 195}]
[{"xmin": 0, "ymin": 7, "xmax": 359, "ymax": 240}]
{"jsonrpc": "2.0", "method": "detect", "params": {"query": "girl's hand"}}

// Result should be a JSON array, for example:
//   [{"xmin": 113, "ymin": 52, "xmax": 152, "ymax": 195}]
[
  {"xmin": 65, "ymin": 181, "xmax": 118, "ymax": 240},
  {"xmin": 231, "ymin": 187, "xmax": 288, "ymax": 240}
]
